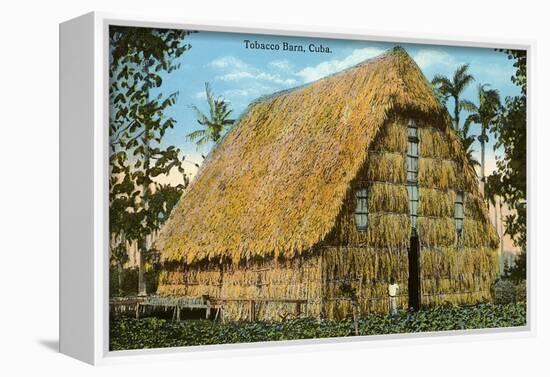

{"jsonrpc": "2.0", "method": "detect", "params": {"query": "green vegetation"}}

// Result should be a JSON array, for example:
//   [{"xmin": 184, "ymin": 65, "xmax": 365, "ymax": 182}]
[
  {"xmin": 431, "ymin": 63, "xmax": 475, "ymax": 130},
  {"xmin": 459, "ymin": 119, "xmax": 480, "ymax": 168},
  {"xmin": 109, "ymin": 267, "xmax": 160, "ymax": 297},
  {"xmin": 110, "ymin": 303, "xmax": 526, "ymax": 350},
  {"xmin": 432, "ymin": 49, "xmax": 527, "ymax": 273},
  {"xmin": 186, "ymin": 82, "xmax": 236, "ymax": 148},
  {"xmin": 463, "ymin": 84, "xmax": 501, "ymax": 181},
  {"xmin": 485, "ymin": 49, "xmax": 527, "ymax": 254},
  {"xmin": 431, "ymin": 64, "xmax": 481, "ymax": 171},
  {"xmin": 109, "ymin": 27, "xmax": 193, "ymax": 294},
  {"xmin": 493, "ymin": 279, "xmax": 526, "ymax": 305}
]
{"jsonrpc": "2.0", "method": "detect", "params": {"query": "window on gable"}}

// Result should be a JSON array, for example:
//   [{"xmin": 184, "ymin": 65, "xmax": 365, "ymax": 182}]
[
  {"xmin": 407, "ymin": 185, "xmax": 419, "ymax": 229},
  {"xmin": 355, "ymin": 188, "xmax": 369, "ymax": 231},
  {"xmin": 407, "ymin": 119, "xmax": 419, "ymax": 229},
  {"xmin": 455, "ymin": 191, "xmax": 465, "ymax": 246},
  {"xmin": 406, "ymin": 120, "xmax": 419, "ymax": 182}
]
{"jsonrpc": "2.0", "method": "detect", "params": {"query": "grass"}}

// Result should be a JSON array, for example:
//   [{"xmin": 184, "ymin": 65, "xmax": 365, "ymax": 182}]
[{"xmin": 110, "ymin": 303, "xmax": 526, "ymax": 350}]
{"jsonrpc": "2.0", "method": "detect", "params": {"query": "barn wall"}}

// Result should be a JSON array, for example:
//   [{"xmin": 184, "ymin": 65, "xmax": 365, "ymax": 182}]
[
  {"xmin": 322, "ymin": 115, "xmax": 499, "ymax": 318},
  {"xmin": 417, "ymin": 122, "xmax": 499, "ymax": 306},
  {"xmin": 421, "ymin": 247, "xmax": 498, "ymax": 306},
  {"xmin": 157, "ymin": 254, "xmax": 322, "ymax": 321}
]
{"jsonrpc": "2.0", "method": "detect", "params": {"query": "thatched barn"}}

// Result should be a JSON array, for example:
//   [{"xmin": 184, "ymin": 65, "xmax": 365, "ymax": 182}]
[{"xmin": 156, "ymin": 47, "xmax": 499, "ymax": 321}]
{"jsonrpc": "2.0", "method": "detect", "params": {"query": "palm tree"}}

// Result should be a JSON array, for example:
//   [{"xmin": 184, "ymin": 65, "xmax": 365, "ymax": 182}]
[
  {"xmin": 463, "ymin": 84, "xmax": 501, "ymax": 182},
  {"xmin": 431, "ymin": 64, "xmax": 475, "ymax": 131},
  {"xmin": 460, "ymin": 120, "xmax": 480, "ymax": 169},
  {"xmin": 186, "ymin": 83, "xmax": 235, "ymax": 148}
]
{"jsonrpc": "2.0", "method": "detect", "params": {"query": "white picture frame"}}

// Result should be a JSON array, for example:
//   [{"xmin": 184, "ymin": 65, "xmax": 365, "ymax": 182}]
[{"xmin": 59, "ymin": 11, "xmax": 534, "ymax": 365}]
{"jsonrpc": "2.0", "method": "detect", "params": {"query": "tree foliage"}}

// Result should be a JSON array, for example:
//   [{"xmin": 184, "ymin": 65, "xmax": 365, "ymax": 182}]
[
  {"xmin": 109, "ymin": 26, "xmax": 192, "ymax": 268},
  {"xmin": 485, "ymin": 49, "xmax": 527, "ymax": 253},
  {"xmin": 459, "ymin": 119, "xmax": 480, "ymax": 169},
  {"xmin": 431, "ymin": 64, "xmax": 475, "ymax": 131},
  {"xmin": 431, "ymin": 64, "xmax": 481, "ymax": 170},
  {"xmin": 186, "ymin": 83, "xmax": 235, "ymax": 148},
  {"xmin": 502, "ymin": 251, "xmax": 527, "ymax": 282},
  {"xmin": 463, "ymin": 84, "xmax": 501, "ymax": 180}
]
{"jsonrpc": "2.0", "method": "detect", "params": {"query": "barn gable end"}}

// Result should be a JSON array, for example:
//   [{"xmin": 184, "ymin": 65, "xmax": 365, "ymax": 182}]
[{"xmin": 320, "ymin": 112, "xmax": 498, "ymax": 317}]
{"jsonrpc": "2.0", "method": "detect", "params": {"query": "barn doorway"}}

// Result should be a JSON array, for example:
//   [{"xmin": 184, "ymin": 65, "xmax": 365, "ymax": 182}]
[{"xmin": 408, "ymin": 233, "xmax": 421, "ymax": 310}]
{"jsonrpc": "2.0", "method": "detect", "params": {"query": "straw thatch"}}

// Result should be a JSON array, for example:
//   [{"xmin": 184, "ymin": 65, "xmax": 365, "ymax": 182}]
[
  {"xmin": 153, "ymin": 47, "xmax": 499, "ymax": 320},
  {"xmin": 157, "ymin": 46, "xmax": 448, "ymax": 265},
  {"xmin": 421, "ymin": 247, "xmax": 498, "ymax": 306},
  {"xmin": 158, "ymin": 255, "xmax": 322, "ymax": 320},
  {"xmin": 322, "ymin": 246, "xmax": 409, "ymax": 318}
]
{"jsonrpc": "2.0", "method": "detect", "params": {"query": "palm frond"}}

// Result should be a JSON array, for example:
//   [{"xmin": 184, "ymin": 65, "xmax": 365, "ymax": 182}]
[
  {"xmin": 431, "ymin": 75, "xmax": 453, "ymax": 94},
  {"xmin": 453, "ymin": 64, "xmax": 475, "ymax": 94},
  {"xmin": 464, "ymin": 113, "xmax": 480, "ymax": 129},
  {"xmin": 186, "ymin": 129, "xmax": 207, "ymax": 141},
  {"xmin": 460, "ymin": 99, "xmax": 478, "ymax": 113},
  {"xmin": 190, "ymin": 105, "xmax": 209, "ymax": 125},
  {"xmin": 187, "ymin": 83, "xmax": 236, "ymax": 149}
]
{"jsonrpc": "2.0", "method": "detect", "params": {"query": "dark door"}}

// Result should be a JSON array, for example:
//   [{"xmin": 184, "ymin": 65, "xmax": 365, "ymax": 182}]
[{"xmin": 408, "ymin": 233, "xmax": 421, "ymax": 310}]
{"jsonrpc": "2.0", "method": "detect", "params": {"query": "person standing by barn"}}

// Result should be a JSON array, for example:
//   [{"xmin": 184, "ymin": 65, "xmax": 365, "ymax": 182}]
[{"xmin": 388, "ymin": 277, "xmax": 399, "ymax": 316}]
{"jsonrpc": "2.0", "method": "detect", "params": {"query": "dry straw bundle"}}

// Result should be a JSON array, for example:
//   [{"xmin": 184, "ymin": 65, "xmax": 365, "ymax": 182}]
[
  {"xmin": 421, "ymin": 247, "xmax": 498, "ymax": 306},
  {"xmin": 418, "ymin": 158, "xmax": 459, "ymax": 191},
  {"xmin": 367, "ymin": 153, "xmax": 407, "ymax": 184},
  {"xmin": 371, "ymin": 119, "xmax": 408, "ymax": 154},
  {"xmin": 322, "ymin": 246, "xmax": 409, "ymax": 317},
  {"xmin": 418, "ymin": 126, "xmax": 452, "ymax": 159},
  {"xmin": 368, "ymin": 182, "xmax": 409, "ymax": 214},
  {"xmin": 418, "ymin": 188, "xmax": 454, "ymax": 217}
]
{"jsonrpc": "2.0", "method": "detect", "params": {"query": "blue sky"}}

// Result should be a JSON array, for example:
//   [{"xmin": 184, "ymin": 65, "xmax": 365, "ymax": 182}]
[{"xmin": 150, "ymin": 31, "xmax": 522, "ymax": 184}]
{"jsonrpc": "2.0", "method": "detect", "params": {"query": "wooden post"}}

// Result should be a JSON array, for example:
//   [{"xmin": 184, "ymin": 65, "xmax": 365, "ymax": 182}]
[
  {"xmin": 176, "ymin": 306, "xmax": 181, "ymax": 321},
  {"xmin": 249, "ymin": 300, "xmax": 256, "ymax": 321}
]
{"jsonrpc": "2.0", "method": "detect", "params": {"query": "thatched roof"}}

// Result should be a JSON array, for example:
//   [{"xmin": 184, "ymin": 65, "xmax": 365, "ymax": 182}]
[{"xmin": 157, "ymin": 47, "xmax": 480, "ymax": 264}]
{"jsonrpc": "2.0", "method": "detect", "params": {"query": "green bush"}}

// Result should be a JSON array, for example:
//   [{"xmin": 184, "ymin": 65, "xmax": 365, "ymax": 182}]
[
  {"xmin": 515, "ymin": 280, "xmax": 527, "ymax": 303},
  {"xmin": 493, "ymin": 279, "xmax": 517, "ymax": 304},
  {"xmin": 110, "ymin": 303, "xmax": 527, "ymax": 351},
  {"xmin": 109, "ymin": 267, "xmax": 161, "ymax": 297}
]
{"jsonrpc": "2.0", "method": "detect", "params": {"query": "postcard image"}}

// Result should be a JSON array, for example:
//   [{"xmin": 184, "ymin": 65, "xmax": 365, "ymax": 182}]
[{"xmin": 108, "ymin": 26, "xmax": 527, "ymax": 351}]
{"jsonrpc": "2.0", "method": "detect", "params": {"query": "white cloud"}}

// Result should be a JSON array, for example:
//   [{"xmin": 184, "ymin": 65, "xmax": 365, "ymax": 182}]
[
  {"xmin": 269, "ymin": 59, "xmax": 293, "ymax": 71},
  {"xmin": 222, "ymin": 83, "xmax": 275, "ymax": 100},
  {"xmin": 217, "ymin": 71, "xmax": 255, "ymax": 81},
  {"xmin": 413, "ymin": 49, "xmax": 456, "ymax": 70},
  {"xmin": 257, "ymin": 72, "xmax": 297, "ymax": 85},
  {"xmin": 222, "ymin": 89, "xmax": 250, "ymax": 97},
  {"xmin": 210, "ymin": 55, "xmax": 298, "ymax": 87},
  {"xmin": 217, "ymin": 71, "xmax": 297, "ymax": 86},
  {"xmin": 208, "ymin": 56, "xmax": 248, "ymax": 70},
  {"xmin": 297, "ymin": 47, "xmax": 384, "ymax": 83}
]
